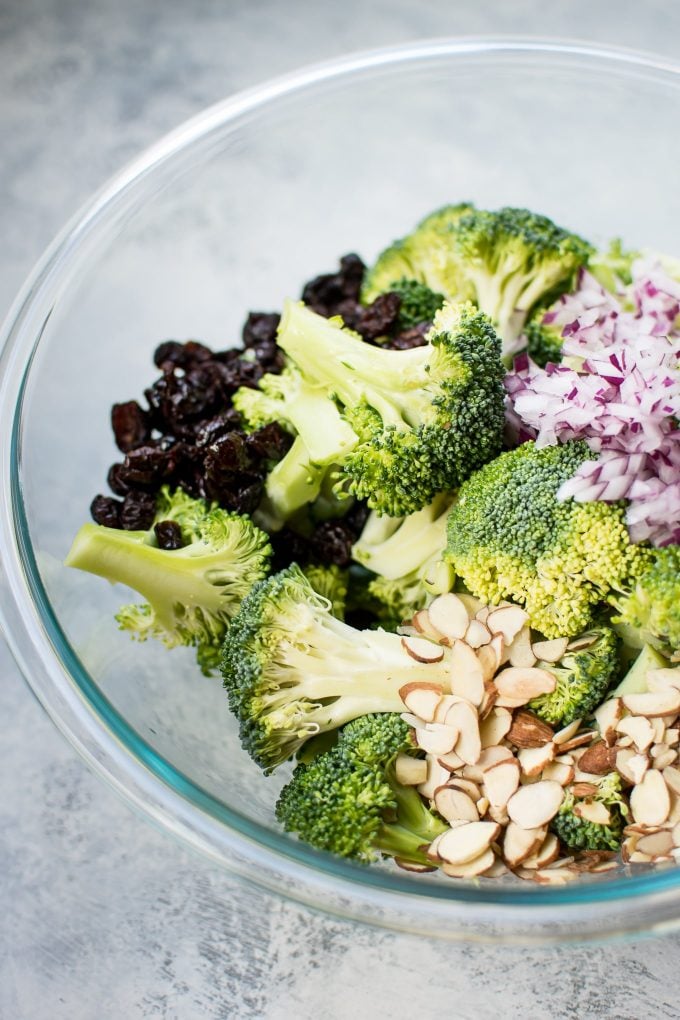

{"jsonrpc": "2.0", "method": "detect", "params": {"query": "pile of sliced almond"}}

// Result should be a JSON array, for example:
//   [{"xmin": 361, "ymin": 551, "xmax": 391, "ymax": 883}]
[{"xmin": 394, "ymin": 592, "xmax": 680, "ymax": 883}]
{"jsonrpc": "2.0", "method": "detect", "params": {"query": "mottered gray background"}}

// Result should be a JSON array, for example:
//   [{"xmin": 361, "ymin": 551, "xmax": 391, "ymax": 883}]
[{"xmin": 4, "ymin": 2, "xmax": 680, "ymax": 1017}]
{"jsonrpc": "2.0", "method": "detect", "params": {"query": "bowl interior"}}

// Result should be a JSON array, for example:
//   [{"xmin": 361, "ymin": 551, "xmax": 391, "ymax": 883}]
[{"xmin": 7, "ymin": 40, "xmax": 680, "ymax": 933}]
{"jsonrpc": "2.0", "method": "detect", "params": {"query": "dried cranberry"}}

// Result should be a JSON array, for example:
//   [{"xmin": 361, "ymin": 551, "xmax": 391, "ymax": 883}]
[
  {"xmin": 107, "ymin": 462, "xmax": 135, "ymax": 497},
  {"xmin": 217, "ymin": 356, "xmax": 265, "ymax": 393},
  {"xmin": 119, "ymin": 491, "xmax": 156, "ymax": 531},
  {"xmin": 245, "ymin": 422, "xmax": 293, "ymax": 461},
  {"xmin": 153, "ymin": 339, "xmax": 213, "ymax": 370},
  {"xmin": 90, "ymin": 494, "xmax": 122, "ymax": 528},
  {"xmin": 111, "ymin": 400, "xmax": 151, "ymax": 453},
  {"xmin": 301, "ymin": 253, "xmax": 365, "ymax": 315},
  {"xmin": 383, "ymin": 323, "xmax": 429, "ymax": 350},
  {"xmin": 355, "ymin": 292, "xmax": 402, "ymax": 341},
  {"xmin": 309, "ymin": 520, "xmax": 356, "ymax": 566},
  {"xmin": 194, "ymin": 410, "xmax": 241, "ymax": 448},
  {"xmin": 119, "ymin": 445, "xmax": 174, "ymax": 488},
  {"xmin": 154, "ymin": 520, "xmax": 183, "ymax": 549},
  {"xmin": 242, "ymin": 312, "xmax": 280, "ymax": 349}
]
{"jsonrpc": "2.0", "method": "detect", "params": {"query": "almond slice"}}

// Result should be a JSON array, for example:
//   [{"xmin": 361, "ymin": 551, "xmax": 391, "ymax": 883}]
[
  {"xmin": 482, "ymin": 857, "xmax": 508, "ymax": 878},
  {"xmin": 506, "ymin": 710, "xmax": 555, "ymax": 749},
  {"xmin": 399, "ymin": 682, "xmax": 444, "ymax": 722},
  {"xmin": 521, "ymin": 832, "xmax": 560, "ymax": 870},
  {"xmin": 425, "ymin": 832, "xmax": 446, "ymax": 861},
  {"xmin": 417, "ymin": 757, "xmax": 452, "ymax": 801},
  {"xmin": 617, "ymin": 715, "xmax": 655, "ymax": 752},
  {"xmin": 478, "ymin": 746, "xmax": 515, "ymax": 771},
  {"xmin": 446, "ymin": 777, "xmax": 482, "ymax": 800},
  {"xmin": 508, "ymin": 626, "xmax": 537, "ymax": 669},
  {"xmin": 434, "ymin": 786, "xmax": 479, "ymax": 823},
  {"xmin": 502, "ymin": 822, "xmax": 547, "ymax": 867},
  {"xmin": 516, "ymin": 867, "xmax": 577, "ymax": 885},
  {"xmin": 663, "ymin": 766, "xmax": 680, "ymax": 796},
  {"xmin": 465, "ymin": 619, "xmax": 492, "ymax": 649},
  {"xmin": 494, "ymin": 667, "xmax": 556, "ymax": 706},
  {"xmin": 427, "ymin": 593, "xmax": 471, "ymax": 643},
  {"xmin": 437, "ymin": 749, "xmax": 465, "ymax": 773},
  {"xmin": 401, "ymin": 635, "xmax": 445, "ymax": 664},
  {"xmin": 415, "ymin": 722, "xmax": 459, "ymax": 755},
  {"xmin": 394, "ymin": 858, "xmax": 437, "ymax": 873},
  {"xmin": 475, "ymin": 606, "xmax": 491, "ymax": 625},
  {"xmin": 518, "ymin": 742, "xmax": 556, "ymax": 777},
  {"xmin": 566, "ymin": 634, "xmax": 598, "ymax": 652},
  {"xmin": 636, "ymin": 830, "xmax": 674, "ymax": 857},
  {"xmin": 483, "ymin": 759, "xmax": 520, "ymax": 809},
  {"xmin": 616, "ymin": 749, "xmax": 649, "ymax": 786},
  {"xmin": 478, "ymin": 683, "xmax": 498, "ymax": 720},
  {"xmin": 531, "ymin": 637, "xmax": 569, "ymax": 663},
  {"xmin": 622, "ymin": 690, "xmax": 680, "ymax": 718},
  {"xmin": 542, "ymin": 760, "xmax": 575, "ymax": 786},
  {"xmin": 456, "ymin": 594, "xmax": 484, "ymax": 618},
  {"xmin": 433, "ymin": 694, "xmax": 467, "ymax": 723},
  {"xmin": 552, "ymin": 719, "xmax": 583, "ymax": 746},
  {"xmin": 490, "ymin": 633, "xmax": 508, "ymax": 668},
  {"xmin": 394, "ymin": 754, "xmax": 428, "ymax": 786},
  {"xmin": 441, "ymin": 847, "xmax": 496, "ymax": 879},
  {"xmin": 412, "ymin": 608, "xmax": 442, "ymax": 642},
  {"xmin": 479, "ymin": 707, "xmax": 513, "ymax": 748},
  {"xmin": 446, "ymin": 701, "xmax": 482, "ymax": 766},
  {"xmin": 630, "ymin": 768, "xmax": 671, "ymax": 826},
  {"xmin": 647, "ymin": 668, "xmax": 680, "ymax": 694},
  {"xmin": 578, "ymin": 740, "xmax": 617, "ymax": 776},
  {"xmin": 507, "ymin": 780, "xmax": 564, "ymax": 829},
  {"xmin": 665, "ymin": 728, "xmax": 680, "ymax": 747},
  {"xmin": 673, "ymin": 822, "xmax": 680, "ymax": 847},
  {"xmin": 571, "ymin": 782, "xmax": 599, "ymax": 798},
  {"xmin": 558, "ymin": 731, "xmax": 598, "ymax": 753},
  {"xmin": 651, "ymin": 747, "xmax": 677, "ymax": 771},
  {"xmin": 436, "ymin": 821, "xmax": 501, "ymax": 865},
  {"xmin": 487, "ymin": 606, "xmax": 529, "ymax": 644},
  {"xmin": 574, "ymin": 800, "xmax": 611, "ymax": 825},
  {"xmin": 449, "ymin": 639, "xmax": 485, "ymax": 706},
  {"xmin": 476, "ymin": 644, "xmax": 498, "ymax": 684},
  {"xmin": 594, "ymin": 698, "xmax": 624, "ymax": 746}
]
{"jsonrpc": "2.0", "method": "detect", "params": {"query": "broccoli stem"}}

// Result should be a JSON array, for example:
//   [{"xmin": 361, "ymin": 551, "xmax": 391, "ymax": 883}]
[
  {"xmin": 263, "ymin": 435, "xmax": 326, "ymax": 520},
  {"xmin": 373, "ymin": 824, "xmax": 436, "ymax": 865}
]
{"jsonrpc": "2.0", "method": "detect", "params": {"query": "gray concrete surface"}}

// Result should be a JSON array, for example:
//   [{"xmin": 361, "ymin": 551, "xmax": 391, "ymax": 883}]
[{"xmin": 4, "ymin": 2, "xmax": 680, "ymax": 1017}]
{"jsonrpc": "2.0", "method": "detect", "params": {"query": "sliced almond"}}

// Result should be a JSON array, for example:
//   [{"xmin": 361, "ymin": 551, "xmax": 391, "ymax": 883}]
[
  {"xmin": 502, "ymin": 822, "xmax": 547, "ymax": 867},
  {"xmin": 578, "ymin": 740, "xmax": 618, "ymax": 776},
  {"xmin": 663, "ymin": 766, "xmax": 680, "ymax": 796},
  {"xmin": 415, "ymin": 723, "xmax": 458, "ymax": 756},
  {"xmin": 516, "ymin": 867, "xmax": 577, "ymax": 885},
  {"xmin": 494, "ymin": 667, "xmax": 556, "ymax": 706},
  {"xmin": 651, "ymin": 718, "xmax": 667, "ymax": 744},
  {"xmin": 574, "ymin": 800, "xmax": 612, "ymax": 826},
  {"xmin": 465, "ymin": 619, "xmax": 492, "ymax": 649},
  {"xmin": 665, "ymin": 728, "xmax": 680, "ymax": 747},
  {"xmin": 652, "ymin": 747, "xmax": 677, "ymax": 771},
  {"xmin": 476, "ymin": 644, "xmax": 498, "ymax": 684},
  {"xmin": 425, "ymin": 832, "xmax": 445, "ymax": 861},
  {"xmin": 673, "ymin": 822, "xmax": 680, "ymax": 847},
  {"xmin": 475, "ymin": 606, "xmax": 491, "ymax": 625},
  {"xmin": 594, "ymin": 698, "xmax": 623, "ymax": 746},
  {"xmin": 478, "ymin": 746, "xmax": 515, "ymax": 771},
  {"xmin": 446, "ymin": 701, "xmax": 482, "ymax": 766},
  {"xmin": 441, "ymin": 847, "xmax": 496, "ymax": 879},
  {"xmin": 507, "ymin": 710, "xmax": 555, "ymax": 749},
  {"xmin": 437, "ymin": 821, "xmax": 501, "ymax": 865},
  {"xmin": 433, "ymin": 694, "xmax": 467, "ymax": 723},
  {"xmin": 616, "ymin": 716, "xmax": 655, "ymax": 752},
  {"xmin": 412, "ymin": 608, "xmax": 442, "ymax": 642},
  {"xmin": 629, "ymin": 851, "xmax": 653, "ymax": 863},
  {"xmin": 559, "ymin": 731, "xmax": 598, "ymax": 754},
  {"xmin": 508, "ymin": 626, "xmax": 537, "ymax": 669},
  {"xmin": 490, "ymin": 633, "xmax": 508, "ymax": 668},
  {"xmin": 553, "ymin": 719, "xmax": 583, "ymax": 746},
  {"xmin": 622, "ymin": 690, "xmax": 680, "ymax": 718},
  {"xmin": 571, "ymin": 782, "xmax": 599, "ymax": 798},
  {"xmin": 487, "ymin": 606, "xmax": 529, "ymax": 645},
  {"xmin": 394, "ymin": 858, "xmax": 437, "ymax": 873},
  {"xmin": 394, "ymin": 754, "xmax": 428, "ymax": 786},
  {"xmin": 636, "ymin": 830, "xmax": 674, "ymax": 857},
  {"xmin": 518, "ymin": 742, "xmax": 556, "ymax": 777},
  {"xmin": 479, "ymin": 707, "xmax": 513, "ymax": 748},
  {"xmin": 542, "ymin": 760, "xmax": 575, "ymax": 786},
  {"xmin": 401, "ymin": 635, "xmax": 445, "ymax": 664},
  {"xmin": 647, "ymin": 668, "xmax": 680, "ymax": 694},
  {"xmin": 417, "ymin": 756, "xmax": 452, "ymax": 801},
  {"xmin": 617, "ymin": 749, "xmax": 649, "ymax": 786},
  {"xmin": 449, "ymin": 639, "xmax": 485, "ymax": 706},
  {"xmin": 532, "ymin": 637, "xmax": 569, "ymax": 663},
  {"xmin": 437, "ymin": 749, "xmax": 465, "ymax": 773},
  {"xmin": 482, "ymin": 857, "xmax": 508, "ymax": 878},
  {"xmin": 483, "ymin": 759, "xmax": 521, "ymax": 810},
  {"xmin": 521, "ymin": 832, "xmax": 560, "ymax": 870},
  {"xmin": 478, "ymin": 683, "xmax": 498, "ymax": 720},
  {"xmin": 487, "ymin": 803, "xmax": 510, "ymax": 826},
  {"xmin": 668, "ymin": 792, "xmax": 680, "ymax": 825},
  {"xmin": 434, "ymin": 786, "xmax": 479, "ymax": 824},
  {"xmin": 399, "ymin": 682, "xmax": 444, "ymax": 722},
  {"xmin": 566, "ymin": 634, "xmax": 597, "ymax": 652},
  {"xmin": 630, "ymin": 768, "xmax": 671, "ymax": 826},
  {"xmin": 427, "ymin": 593, "xmax": 471, "ymax": 643},
  {"xmin": 507, "ymin": 780, "xmax": 564, "ymax": 829},
  {"xmin": 456, "ymin": 593, "xmax": 484, "ymax": 617},
  {"xmin": 446, "ymin": 777, "xmax": 482, "ymax": 801}
]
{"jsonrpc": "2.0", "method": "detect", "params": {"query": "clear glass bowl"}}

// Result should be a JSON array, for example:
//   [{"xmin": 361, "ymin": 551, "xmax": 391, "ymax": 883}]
[{"xmin": 3, "ymin": 37, "xmax": 680, "ymax": 943}]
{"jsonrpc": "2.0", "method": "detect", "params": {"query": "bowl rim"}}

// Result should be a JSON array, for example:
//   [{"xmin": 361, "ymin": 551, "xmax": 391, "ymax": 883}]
[{"xmin": 3, "ymin": 35, "xmax": 680, "ymax": 942}]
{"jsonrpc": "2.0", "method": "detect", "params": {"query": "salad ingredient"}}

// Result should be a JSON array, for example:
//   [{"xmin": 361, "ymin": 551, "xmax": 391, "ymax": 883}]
[
  {"xmin": 66, "ymin": 486, "xmax": 272, "ymax": 674},
  {"xmin": 445, "ymin": 440, "xmax": 643, "ymax": 637},
  {"xmin": 610, "ymin": 546, "xmax": 680, "ymax": 661},
  {"xmin": 221, "ymin": 564, "xmax": 452, "ymax": 773},
  {"xmin": 550, "ymin": 773, "xmax": 627, "ymax": 851},
  {"xmin": 275, "ymin": 713, "xmax": 447, "ymax": 866},
  {"xmin": 271, "ymin": 298, "xmax": 506, "ymax": 516},
  {"xmin": 528, "ymin": 625, "xmax": 620, "ymax": 727}
]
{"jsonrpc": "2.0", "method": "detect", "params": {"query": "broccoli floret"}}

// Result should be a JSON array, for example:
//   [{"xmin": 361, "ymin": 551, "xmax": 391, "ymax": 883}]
[
  {"xmin": 276, "ymin": 298, "xmax": 505, "ymax": 517},
  {"xmin": 445, "ymin": 441, "xmax": 644, "ymax": 638},
  {"xmin": 551, "ymin": 773, "xmax": 628, "ymax": 852},
  {"xmin": 234, "ymin": 366, "xmax": 357, "ymax": 523},
  {"xmin": 276, "ymin": 713, "xmax": 446, "ymax": 864},
  {"xmin": 529, "ymin": 626, "xmax": 620, "ymax": 726},
  {"xmin": 352, "ymin": 491, "xmax": 455, "ymax": 623},
  {"xmin": 523, "ymin": 310, "xmax": 565, "ymax": 368},
  {"xmin": 588, "ymin": 238, "xmax": 640, "ymax": 292},
  {"xmin": 301, "ymin": 563, "xmax": 348, "ymax": 619},
  {"xmin": 385, "ymin": 277, "xmax": 446, "ymax": 331},
  {"xmin": 610, "ymin": 546, "xmax": 680, "ymax": 661},
  {"xmin": 362, "ymin": 204, "xmax": 591, "ymax": 360},
  {"xmin": 221, "ymin": 564, "xmax": 452, "ymax": 771},
  {"xmin": 65, "ymin": 486, "xmax": 272, "ymax": 673}
]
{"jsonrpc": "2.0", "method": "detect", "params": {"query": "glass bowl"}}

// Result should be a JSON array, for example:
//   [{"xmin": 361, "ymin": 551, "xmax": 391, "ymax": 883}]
[{"xmin": 3, "ymin": 37, "xmax": 680, "ymax": 944}]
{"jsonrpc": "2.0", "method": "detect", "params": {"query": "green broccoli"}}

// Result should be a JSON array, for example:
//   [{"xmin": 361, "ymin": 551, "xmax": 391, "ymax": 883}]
[
  {"xmin": 65, "ymin": 486, "xmax": 272, "ymax": 673},
  {"xmin": 301, "ymin": 563, "xmax": 348, "ymax": 619},
  {"xmin": 551, "ymin": 773, "xmax": 628, "ymax": 852},
  {"xmin": 352, "ymin": 491, "xmax": 455, "ymax": 623},
  {"xmin": 275, "ymin": 713, "xmax": 446, "ymax": 864},
  {"xmin": 362, "ymin": 204, "xmax": 592, "ymax": 359},
  {"xmin": 234, "ymin": 366, "xmax": 357, "ymax": 522},
  {"xmin": 384, "ymin": 277, "xmax": 446, "ymax": 331},
  {"xmin": 529, "ymin": 626, "xmax": 620, "ymax": 726},
  {"xmin": 610, "ymin": 546, "xmax": 680, "ymax": 661},
  {"xmin": 523, "ymin": 309, "xmax": 565, "ymax": 367},
  {"xmin": 588, "ymin": 238, "xmax": 639, "ymax": 292},
  {"xmin": 276, "ymin": 298, "xmax": 506, "ymax": 516},
  {"xmin": 221, "ymin": 564, "xmax": 452, "ymax": 772},
  {"xmin": 445, "ymin": 441, "xmax": 644, "ymax": 638}
]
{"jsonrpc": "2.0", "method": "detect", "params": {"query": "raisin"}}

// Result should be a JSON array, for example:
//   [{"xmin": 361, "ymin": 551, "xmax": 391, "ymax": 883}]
[
  {"xmin": 119, "ymin": 445, "xmax": 174, "ymax": 488},
  {"xmin": 154, "ymin": 520, "xmax": 183, "ymax": 549},
  {"xmin": 309, "ymin": 520, "xmax": 355, "ymax": 566},
  {"xmin": 194, "ymin": 410, "xmax": 241, "ymax": 448},
  {"xmin": 355, "ymin": 292, "xmax": 401, "ymax": 341},
  {"xmin": 383, "ymin": 323, "xmax": 430, "ymax": 350},
  {"xmin": 153, "ymin": 339, "xmax": 213, "ymax": 369},
  {"xmin": 90, "ymin": 494, "xmax": 122, "ymax": 528},
  {"xmin": 242, "ymin": 312, "xmax": 280, "ymax": 349},
  {"xmin": 301, "ymin": 253, "xmax": 365, "ymax": 315},
  {"xmin": 245, "ymin": 422, "xmax": 293, "ymax": 461},
  {"xmin": 111, "ymin": 400, "xmax": 151, "ymax": 453},
  {"xmin": 119, "ymin": 491, "xmax": 156, "ymax": 531}
]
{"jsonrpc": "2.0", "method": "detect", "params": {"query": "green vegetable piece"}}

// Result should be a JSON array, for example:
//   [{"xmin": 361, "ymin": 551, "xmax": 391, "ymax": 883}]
[
  {"xmin": 529, "ymin": 626, "xmax": 620, "ymax": 726},
  {"xmin": 610, "ymin": 644, "xmax": 670, "ymax": 699},
  {"xmin": 551, "ymin": 773, "xmax": 628, "ymax": 852}
]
